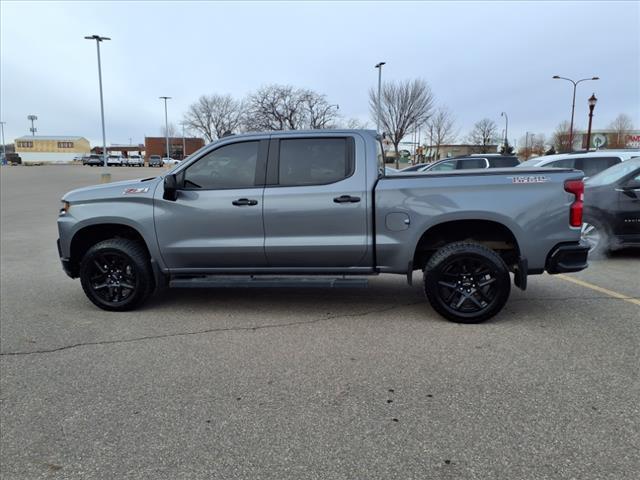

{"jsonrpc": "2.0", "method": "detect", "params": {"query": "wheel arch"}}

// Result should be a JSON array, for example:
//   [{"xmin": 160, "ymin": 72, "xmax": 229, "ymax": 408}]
[
  {"xmin": 412, "ymin": 219, "xmax": 521, "ymax": 271},
  {"xmin": 68, "ymin": 223, "xmax": 152, "ymax": 277}
]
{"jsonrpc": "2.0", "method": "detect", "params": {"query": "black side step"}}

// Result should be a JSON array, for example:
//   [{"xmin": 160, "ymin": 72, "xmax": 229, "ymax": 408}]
[{"xmin": 169, "ymin": 276, "xmax": 369, "ymax": 289}]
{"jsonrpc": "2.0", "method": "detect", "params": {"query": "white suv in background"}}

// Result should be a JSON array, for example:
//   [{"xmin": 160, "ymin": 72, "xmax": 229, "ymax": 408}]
[
  {"xmin": 518, "ymin": 150, "xmax": 640, "ymax": 178},
  {"xmin": 106, "ymin": 154, "xmax": 124, "ymax": 167}
]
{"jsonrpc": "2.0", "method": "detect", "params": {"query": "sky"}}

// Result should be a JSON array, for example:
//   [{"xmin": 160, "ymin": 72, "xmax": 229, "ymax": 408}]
[{"xmin": 1, "ymin": 0, "xmax": 639, "ymax": 147}]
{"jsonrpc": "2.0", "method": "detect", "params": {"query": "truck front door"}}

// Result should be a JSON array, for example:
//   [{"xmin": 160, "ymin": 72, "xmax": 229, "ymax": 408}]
[
  {"xmin": 262, "ymin": 135, "xmax": 370, "ymax": 268},
  {"xmin": 154, "ymin": 139, "xmax": 268, "ymax": 270}
]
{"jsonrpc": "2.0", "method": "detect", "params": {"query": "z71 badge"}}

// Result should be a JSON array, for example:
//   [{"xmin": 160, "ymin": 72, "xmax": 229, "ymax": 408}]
[
  {"xmin": 509, "ymin": 175, "xmax": 550, "ymax": 184},
  {"xmin": 123, "ymin": 187, "xmax": 149, "ymax": 194}
]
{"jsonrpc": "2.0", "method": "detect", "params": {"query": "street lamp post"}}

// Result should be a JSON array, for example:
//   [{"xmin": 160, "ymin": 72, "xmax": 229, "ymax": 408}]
[
  {"xmin": 552, "ymin": 75, "xmax": 599, "ymax": 151},
  {"xmin": 0, "ymin": 121, "xmax": 6, "ymax": 159},
  {"xmin": 375, "ymin": 62, "xmax": 386, "ymax": 133},
  {"xmin": 159, "ymin": 96, "xmax": 172, "ymax": 162},
  {"xmin": 85, "ymin": 34, "xmax": 111, "ymax": 179},
  {"xmin": 500, "ymin": 112, "xmax": 508, "ymax": 149},
  {"xmin": 181, "ymin": 123, "xmax": 187, "ymax": 159},
  {"xmin": 585, "ymin": 93, "xmax": 598, "ymax": 151}
]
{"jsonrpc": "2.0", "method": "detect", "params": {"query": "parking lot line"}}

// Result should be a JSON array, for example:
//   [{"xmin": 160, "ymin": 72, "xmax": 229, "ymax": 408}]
[{"xmin": 557, "ymin": 274, "xmax": 640, "ymax": 307}]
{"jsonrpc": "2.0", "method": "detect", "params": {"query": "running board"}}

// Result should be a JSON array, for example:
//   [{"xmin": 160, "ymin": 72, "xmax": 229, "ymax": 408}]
[{"xmin": 169, "ymin": 276, "xmax": 369, "ymax": 289}]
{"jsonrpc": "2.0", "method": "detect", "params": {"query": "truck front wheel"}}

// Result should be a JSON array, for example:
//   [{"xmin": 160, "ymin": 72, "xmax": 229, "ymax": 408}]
[
  {"xmin": 79, "ymin": 238, "xmax": 153, "ymax": 311},
  {"xmin": 423, "ymin": 242, "xmax": 511, "ymax": 323}
]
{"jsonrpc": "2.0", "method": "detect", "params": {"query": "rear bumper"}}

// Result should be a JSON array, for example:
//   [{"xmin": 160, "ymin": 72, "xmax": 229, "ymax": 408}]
[{"xmin": 545, "ymin": 241, "xmax": 589, "ymax": 274}]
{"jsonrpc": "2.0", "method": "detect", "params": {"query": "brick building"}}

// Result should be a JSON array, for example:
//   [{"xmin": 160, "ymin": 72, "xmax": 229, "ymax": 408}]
[{"xmin": 144, "ymin": 137, "xmax": 205, "ymax": 161}]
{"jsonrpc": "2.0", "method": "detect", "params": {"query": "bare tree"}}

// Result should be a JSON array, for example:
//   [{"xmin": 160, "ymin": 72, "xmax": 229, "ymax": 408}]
[
  {"xmin": 518, "ymin": 133, "xmax": 546, "ymax": 160},
  {"xmin": 340, "ymin": 117, "xmax": 371, "ymax": 129},
  {"xmin": 467, "ymin": 119, "xmax": 498, "ymax": 153},
  {"xmin": 552, "ymin": 120, "xmax": 574, "ymax": 153},
  {"xmin": 425, "ymin": 106, "xmax": 457, "ymax": 160},
  {"xmin": 369, "ymin": 78, "xmax": 435, "ymax": 168},
  {"xmin": 608, "ymin": 113, "xmax": 634, "ymax": 148},
  {"xmin": 183, "ymin": 94, "xmax": 245, "ymax": 142},
  {"xmin": 243, "ymin": 85, "xmax": 339, "ymax": 131},
  {"xmin": 160, "ymin": 122, "xmax": 179, "ymax": 137}
]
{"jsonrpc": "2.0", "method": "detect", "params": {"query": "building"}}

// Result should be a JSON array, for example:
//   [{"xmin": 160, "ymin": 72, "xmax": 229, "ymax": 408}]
[
  {"xmin": 14, "ymin": 136, "xmax": 90, "ymax": 164},
  {"xmin": 574, "ymin": 130, "xmax": 640, "ymax": 150},
  {"xmin": 425, "ymin": 144, "xmax": 500, "ymax": 161},
  {"xmin": 91, "ymin": 144, "xmax": 145, "ymax": 158},
  {"xmin": 144, "ymin": 137, "xmax": 205, "ymax": 161}
]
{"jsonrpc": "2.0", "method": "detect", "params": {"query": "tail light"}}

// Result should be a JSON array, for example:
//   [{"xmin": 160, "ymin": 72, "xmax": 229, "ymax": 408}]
[{"xmin": 564, "ymin": 179, "xmax": 584, "ymax": 227}]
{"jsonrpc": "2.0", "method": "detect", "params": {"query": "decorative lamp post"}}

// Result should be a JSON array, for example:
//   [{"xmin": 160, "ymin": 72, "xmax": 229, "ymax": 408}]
[{"xmin": 585, "ymin": 93, "xmax": 598, "ymax": 151}]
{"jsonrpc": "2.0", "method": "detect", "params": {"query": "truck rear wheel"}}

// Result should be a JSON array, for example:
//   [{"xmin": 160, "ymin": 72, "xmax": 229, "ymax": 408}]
[
  {"xmin": 423, "ymin": 242, "xmax": 511, "ymax": 323},
  {"xmin": 79, "ymin": 238, "xmax": 153, "ymax": 311}
]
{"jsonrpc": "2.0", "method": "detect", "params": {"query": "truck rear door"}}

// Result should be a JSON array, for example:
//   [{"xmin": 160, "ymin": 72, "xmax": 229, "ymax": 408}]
[{"xmin": 261, "ymin": 135, "xmax": 370, "ymax": 268}]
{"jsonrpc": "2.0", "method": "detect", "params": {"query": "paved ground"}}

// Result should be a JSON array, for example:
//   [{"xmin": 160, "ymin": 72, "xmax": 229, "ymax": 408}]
[{"xmin": 1, "ymin": 165, "xmax": 639, "ymax": 479}]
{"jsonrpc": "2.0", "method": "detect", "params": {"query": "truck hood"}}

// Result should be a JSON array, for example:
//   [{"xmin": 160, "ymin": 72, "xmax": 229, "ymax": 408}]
[{"xmin": 62, "ymin": 176, "xmax": 162, "ymax": 202}]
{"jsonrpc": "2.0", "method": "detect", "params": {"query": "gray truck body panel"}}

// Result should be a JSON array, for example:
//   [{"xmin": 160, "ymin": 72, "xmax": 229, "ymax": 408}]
[{"xmin": 58, "ymin": 130, "xmax": 583, "ymax": 279}]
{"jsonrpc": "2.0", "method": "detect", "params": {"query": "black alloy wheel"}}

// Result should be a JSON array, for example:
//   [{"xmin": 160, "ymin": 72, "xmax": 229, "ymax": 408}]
[
  {"xmin": 424, "ymin": 242, "xmax": 511, "ymax": 323},
  {"xmin": 79, "ymin": 238, "xmax": 153, "ymax": 311}
]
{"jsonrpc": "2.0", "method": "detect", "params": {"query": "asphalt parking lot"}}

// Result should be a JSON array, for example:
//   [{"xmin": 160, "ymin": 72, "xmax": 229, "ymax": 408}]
[{"xmin": 1, "ymin": 165, "xmax": 639, "ymax": 479}]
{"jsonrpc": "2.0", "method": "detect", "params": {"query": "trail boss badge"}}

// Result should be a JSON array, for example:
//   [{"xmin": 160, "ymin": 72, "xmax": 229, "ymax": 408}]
[{"xmin": 509, "ymin": 175, "xmax": 550, "ymax": 184}]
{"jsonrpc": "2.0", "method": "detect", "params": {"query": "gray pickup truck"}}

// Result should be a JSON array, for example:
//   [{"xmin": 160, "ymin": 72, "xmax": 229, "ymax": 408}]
[{"xmin": 57, "ymin": 130, "xmax": 588, "ymax": 323}]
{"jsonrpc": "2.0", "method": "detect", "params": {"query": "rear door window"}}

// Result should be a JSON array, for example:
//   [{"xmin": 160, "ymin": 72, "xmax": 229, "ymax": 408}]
[
  {"xmin": 278, "ymin": 138, "xmax": 352, "ymax": 186},
  {"xmin": 574, "ymin": 157, "xmax": 621, "ymax": 177},
  {"xmin": 429, "ymin": 160, "xmax": 457, "ymax": 171},
  {"xmin": 488, "ymin": 157, "xmax": 519, "ymax": 167},
  {"xmin": 457, "ymin": 158, "xmax": 488, "ymax": 169},
  {"xmin": 545, "ymin": 158, "xmax": 575, "ymax": 169}
]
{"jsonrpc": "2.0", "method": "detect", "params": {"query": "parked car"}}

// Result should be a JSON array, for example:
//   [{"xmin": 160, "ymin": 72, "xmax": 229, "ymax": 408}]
[
  {"xmin": 414, "ymin": 156, "xmax": 520, "ymax": 172},
  {"xmin": 106, "ymin": 154, "xmax": 123, "ymax": 167},
  {"xmin": 127, "ymin": 155, "xmax": 144, "ymax": 167},
  {"xmin": 384, "ymin": 166, "xmax": 398, "ymax": 175},
  {"xmin": 6, "ymin": 153, "xmax": 22, "ymax": 165},
  {"xmin": 84, "ymin": 154, "xmax": 103, "ymax": 166},
  {"xmin": 400, "ymin": 163, "xmax": 430, "ymax": 172},
  {"xmin": 517, "ymin": 150, "xmax": 640, "ymax": 178},
  {"xmin": 162, "ymin": 157, "xmax": 181, "ymax": 166},
  {"xmin": 148, "ymin": 155, "xmax": 163, "ymax": 167},
  {"xmin": 581, "ymin": 158, "xmax": 640, "ymax": 255},
  {"xmin": 57, "ymin": 130, "xmax": 588, "ymax": 323}
]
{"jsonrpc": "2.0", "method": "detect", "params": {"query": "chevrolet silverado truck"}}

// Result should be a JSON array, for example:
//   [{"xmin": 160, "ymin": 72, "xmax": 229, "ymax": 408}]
[{"xmin": 57, "ymin": 130, "xmax": 589, "ymax": 323}]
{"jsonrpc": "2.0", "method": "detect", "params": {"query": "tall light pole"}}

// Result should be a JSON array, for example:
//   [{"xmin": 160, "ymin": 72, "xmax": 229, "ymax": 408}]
[
  {"xmin": 375, "ymin": 62, "xmax": 386, "ymax": 133},
  {"xmin": 500, "ymin": 112, "xmax": 508, "ymax": 148},
  {"xmin": 585, "ymin": 93, "xmax": 598, "ymax": 151},
  {"xmin": 159, "ymin": 96, "xmax": 172, "ymax": 161},
  {"xmin": 85, "ymin": 34, "xmax": 111, "ymax": 179},
  {"xmin": 181, "ymin": 122, "xmax": 186, "ymax": 159},
  {"xmin": 552, "ymin": 75, "xmax": 599, "ymax": 151},
  {"xmin": 27, "ymin": 115, "xmax": 38, "ymax": 136}
]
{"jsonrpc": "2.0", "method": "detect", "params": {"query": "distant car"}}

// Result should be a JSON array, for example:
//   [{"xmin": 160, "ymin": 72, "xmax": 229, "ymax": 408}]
[
  {"xmin": 85, "ymin": 155, "xmax": 103, "ymax": 166},
  {"xmin": 581, "ymin": 158, "xmax": 640, "ymax": 255},
  {"xmin": 162, "ymin": 157, "xmax": 181, "ymax": 166},
  {"xmin": 127, "ymin": 155, "xmax": 144, "ymax": 167},
  {"xmin": 415, "ymin": 156, "xmax": 520, "ymax": 172},
  {"xmin": 106, "ymin": 155, "xmax": 123, "ymax": 167},
  {"xmin": 148, "ymin": 155, "xmax": 163, "ymax": 167},
  {"xmin": 6, "ymin": 153, "xmax": 22, "ymax": 165},
  {"xmin": 517, "ymin": 150, "xmax": 640, "ymax": 178}
]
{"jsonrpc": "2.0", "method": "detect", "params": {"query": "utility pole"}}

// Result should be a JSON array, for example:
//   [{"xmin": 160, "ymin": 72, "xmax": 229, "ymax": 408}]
[
  {"xmin": 85, "ymin": 34, "xmax": 111, "ymax": 182},
  {"xmin": 27, "ymin": 115, "xmax": 38, "ymax": 136},
  {"xmin": 160, "ymin": 96, "xmax": 172, "ymax": 162},
  {"xmin": 374, "ymin": 62, "xmax": 386, "ymax": 133}
]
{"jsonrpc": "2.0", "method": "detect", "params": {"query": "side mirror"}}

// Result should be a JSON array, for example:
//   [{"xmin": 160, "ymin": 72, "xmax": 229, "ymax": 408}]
[
  {"xmin": 163, "ymin": 174, "xmax": 179, "ymax": 201},
  {"xmin": 623, "ymin": 178, "xmax": 640, "ymax": 190}
]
